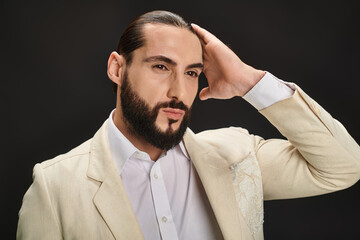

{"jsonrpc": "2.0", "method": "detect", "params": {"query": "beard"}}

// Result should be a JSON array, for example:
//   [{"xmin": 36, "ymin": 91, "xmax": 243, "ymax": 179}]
[{"xmin": 120, "ymin": 70, "xmax": 192, "ymax": 151}]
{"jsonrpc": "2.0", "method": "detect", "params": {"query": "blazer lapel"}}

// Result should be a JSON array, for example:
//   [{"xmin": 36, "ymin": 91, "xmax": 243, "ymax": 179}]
[
  {"xmin": 183, "ymin": 129, "xmax": 253, "ymax": 240},
  {"xmin": 87, "ymin": 121, "xmax": 144, "ymax": 240}
]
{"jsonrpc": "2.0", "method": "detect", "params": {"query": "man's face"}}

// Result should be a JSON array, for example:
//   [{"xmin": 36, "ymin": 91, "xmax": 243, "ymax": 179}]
[
  {"xmin": 119, "ymin": 24, "xmax": 203, "ymax": 149},
  {"xmin": 120, "ymin": 70, "xmax": 191, "ymax": 150}
]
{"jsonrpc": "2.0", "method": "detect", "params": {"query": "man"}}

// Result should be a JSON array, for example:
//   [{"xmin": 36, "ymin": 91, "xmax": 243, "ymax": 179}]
[{"xmin": 17, "ymin": 10, "xmax": 360, "ymax": 240}]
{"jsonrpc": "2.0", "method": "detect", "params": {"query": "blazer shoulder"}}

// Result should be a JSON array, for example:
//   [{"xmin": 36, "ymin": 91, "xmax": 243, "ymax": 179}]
[
  {"xmin": 195, "ymin": 126, "xmax": 253, "ymax": 143},
  {"xmin": 196, "ymin": 126, "xmax": 250, "ymax": 137},
  {"xmin": 39, "ymin": 138, "xmax": 93, "ymax": 170},
  {"xmin": 191, "ymin": 126, "xmax": 256, "ymax": 157}
]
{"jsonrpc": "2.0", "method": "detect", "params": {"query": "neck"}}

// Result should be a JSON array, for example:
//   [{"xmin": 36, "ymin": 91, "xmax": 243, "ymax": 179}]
[{"xmin": 113, "ymin": 108, "xmax": 164, "ymax": 161}]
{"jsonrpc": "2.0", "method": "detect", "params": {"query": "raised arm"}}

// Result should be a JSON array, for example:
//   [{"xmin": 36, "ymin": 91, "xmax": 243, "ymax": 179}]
[{"xmin": 191, "ymin": 23, "xmax": 360, "ymax": 199}]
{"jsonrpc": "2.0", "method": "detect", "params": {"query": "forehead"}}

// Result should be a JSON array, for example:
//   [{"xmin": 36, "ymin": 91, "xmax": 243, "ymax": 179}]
[{"xmin": 137, "ymin": 23, "xmax": 203, "ymax": 64}]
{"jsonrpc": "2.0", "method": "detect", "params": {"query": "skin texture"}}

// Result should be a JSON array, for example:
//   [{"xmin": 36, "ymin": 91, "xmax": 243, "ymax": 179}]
[{"xmin": 107, "ymin": 23, "xmax": 265, "ymax": 160}]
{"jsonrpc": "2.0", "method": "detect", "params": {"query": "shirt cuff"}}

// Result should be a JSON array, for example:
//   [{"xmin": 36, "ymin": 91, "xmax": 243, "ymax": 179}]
[{"xmin": 243, "ymin": 72, "xmax": 295, "ymax": 110}]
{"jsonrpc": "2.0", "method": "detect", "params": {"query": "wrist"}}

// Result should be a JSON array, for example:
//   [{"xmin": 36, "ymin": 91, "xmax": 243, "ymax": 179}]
[{"xmin": 238, "ymin": 66, "xmax": 266, "ymax": 96}]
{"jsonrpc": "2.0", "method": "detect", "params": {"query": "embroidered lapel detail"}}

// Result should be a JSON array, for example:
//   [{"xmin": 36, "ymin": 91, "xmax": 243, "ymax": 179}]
[
  {"xmin": 230, "ymin": 152, "xmax": 264, "ymax": 239},
  {"xmin": 87, "ymin": 121, "xmax": 144, "ymax": 240},
  {"xmin": 183, "ymin": 129, "xmax": 253, "ymax": 240}
]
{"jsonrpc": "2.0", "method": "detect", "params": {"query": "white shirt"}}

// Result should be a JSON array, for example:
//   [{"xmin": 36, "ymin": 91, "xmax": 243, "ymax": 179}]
[
  {"xmin": 108, "ymin": 114, "xmax": 222, "ymax": 240},
  {"xmin": 107, "ymin": 72, "xmax": 294, "ymax": 239}
]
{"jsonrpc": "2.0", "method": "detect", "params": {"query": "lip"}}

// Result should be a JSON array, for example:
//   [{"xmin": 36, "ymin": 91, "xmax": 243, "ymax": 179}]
[{"xmin": 162, "ymin": 108, "xmax": 185, "ymax": 120}]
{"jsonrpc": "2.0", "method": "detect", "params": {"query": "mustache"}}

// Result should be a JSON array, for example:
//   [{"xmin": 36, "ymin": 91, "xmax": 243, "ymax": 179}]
[
  {"xmin": 149, "ymin": 99, "xmax": 191, "ymax": 124},
  {"xmin": 155, "ymin": 99, "xmax": 189, "ymax": 112}
]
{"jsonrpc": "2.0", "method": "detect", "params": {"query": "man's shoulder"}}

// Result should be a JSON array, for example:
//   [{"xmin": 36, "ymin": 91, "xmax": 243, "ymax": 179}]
[
  {"xmin": 196, "ymin": 126, "xmax": 251, "ymax": 139},
  {"xmin": 186, "ymin": 126, "xmax": 256, "ymax": 152},
  {"xmin": 39, "ymin": 138, "xmax": 93, "ymax": 170},
  {"xmin": 34, "ymin": 120, "xmax": 110, "ymax": 181}
]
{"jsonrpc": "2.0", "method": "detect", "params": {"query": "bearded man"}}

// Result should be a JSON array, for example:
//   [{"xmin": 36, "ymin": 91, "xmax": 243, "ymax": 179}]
[{"xmin": 17, "ymin": 10, "xmax": 360, "ymax": 240}]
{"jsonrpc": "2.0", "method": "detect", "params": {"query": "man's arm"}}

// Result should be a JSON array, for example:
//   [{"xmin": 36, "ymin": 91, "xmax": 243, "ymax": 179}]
[
  {"xmin": 257, "ymin": 84, "xmax": 360, "ymax": 199},
  {"xmin": 191, "ymin": 23, "xmax": 360, "ymax": 199},
  {"xmin": 17, "ymin": 164, "xmax": 62, "ymax": 240}
]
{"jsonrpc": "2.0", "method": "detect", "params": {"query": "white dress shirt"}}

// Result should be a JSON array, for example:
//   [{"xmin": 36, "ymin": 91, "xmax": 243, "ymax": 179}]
[
  {"xmin": 108, "ymin": 113, "xmax": 222, "ymax": 240},
  {"xmin": 107, "ymin": 72, "xmax": 294, "ymax": 239}
]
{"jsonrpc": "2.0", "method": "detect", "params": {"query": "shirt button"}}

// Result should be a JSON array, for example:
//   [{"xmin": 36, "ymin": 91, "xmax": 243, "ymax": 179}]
[
  {"xmin": 154, "ymin": 173, "xmax": 158, "ymax": 179},
  {"xmin": 162, "ymin": 216, "xmax": 167, "ymax": 223}
]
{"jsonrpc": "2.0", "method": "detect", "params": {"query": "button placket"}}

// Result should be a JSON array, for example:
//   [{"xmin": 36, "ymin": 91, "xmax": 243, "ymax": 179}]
[{"xmin": 150, "ymin": 160, "xmax": 178, "ymax": 239}]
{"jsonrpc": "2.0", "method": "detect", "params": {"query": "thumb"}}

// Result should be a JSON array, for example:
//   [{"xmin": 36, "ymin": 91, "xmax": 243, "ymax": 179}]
[{"xmin": 199, "ymin": 87, "xmax": 211, "ymax": 101}]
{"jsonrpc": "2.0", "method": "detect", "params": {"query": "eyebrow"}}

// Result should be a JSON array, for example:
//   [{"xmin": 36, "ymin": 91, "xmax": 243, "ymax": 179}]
[
  {"xmin": 186, "ymin": 63, "xmax": 204, "ymax": 70},
  {"xmin": 143, "ymin": 55, "xmax": 203, "ymax": 70}
]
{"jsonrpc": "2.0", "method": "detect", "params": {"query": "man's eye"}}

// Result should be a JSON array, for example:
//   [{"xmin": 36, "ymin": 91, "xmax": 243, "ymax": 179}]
[
  {"xmin": 186, "ymin": 71, "xmax": 198, "ymax": 78},
  {"xmin": 153, "ymin": 64, "xmax": 168, "ymax": 70}
]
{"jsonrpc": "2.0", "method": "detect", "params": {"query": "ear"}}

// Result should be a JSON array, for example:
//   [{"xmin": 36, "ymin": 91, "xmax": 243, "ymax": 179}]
[{"xmin": 107, "ymin": 51, "xmax": 125, "ymax": 85}]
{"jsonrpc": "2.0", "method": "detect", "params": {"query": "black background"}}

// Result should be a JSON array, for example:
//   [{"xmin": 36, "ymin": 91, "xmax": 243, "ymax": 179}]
[{"xmin": 2, "ymin": 0, "xmax": 360, "ymax": 239}]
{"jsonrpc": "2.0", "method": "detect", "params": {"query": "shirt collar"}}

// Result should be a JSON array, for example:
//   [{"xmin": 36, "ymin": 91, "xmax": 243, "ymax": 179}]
[{"xmin": 107, "ymin": 109, "xmax": 190, "ymax": 174}]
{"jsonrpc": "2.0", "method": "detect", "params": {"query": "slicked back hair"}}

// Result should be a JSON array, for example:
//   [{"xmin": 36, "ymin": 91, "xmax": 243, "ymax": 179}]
[{"xmin": 112, "ymin": 10, "xmax": 195, "ymax": 93}]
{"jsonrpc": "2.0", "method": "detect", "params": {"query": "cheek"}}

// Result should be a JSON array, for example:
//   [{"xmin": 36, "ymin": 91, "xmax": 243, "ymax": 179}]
[
  {"xmin": 131, "ymin": 78, "xmax": 166, "ymax": 105},
  {"xmin": 185, "ymin": 80, "xmax": 198, "ymax": 105}
]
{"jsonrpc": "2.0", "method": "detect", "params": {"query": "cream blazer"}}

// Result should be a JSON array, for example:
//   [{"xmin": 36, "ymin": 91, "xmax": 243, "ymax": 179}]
[{"xmin": 17, "ymin": 86, "xmax": 360, "ymax": 240}]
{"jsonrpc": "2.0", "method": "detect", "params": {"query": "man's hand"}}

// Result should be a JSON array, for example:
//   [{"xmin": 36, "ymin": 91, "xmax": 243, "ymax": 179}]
[{"xmin": 191, "ymin": 23, "xmax": 265, "ymax": 100}]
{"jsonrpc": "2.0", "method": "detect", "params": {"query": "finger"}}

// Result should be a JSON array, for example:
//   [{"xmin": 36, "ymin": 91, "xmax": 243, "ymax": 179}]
[
  {"xmin": 191, "ymin": 23, "xmax": 212, "ymax": 45},
  {"xmin": 199, "ymin": 87, "xmax": 211, "ymax": 101}
]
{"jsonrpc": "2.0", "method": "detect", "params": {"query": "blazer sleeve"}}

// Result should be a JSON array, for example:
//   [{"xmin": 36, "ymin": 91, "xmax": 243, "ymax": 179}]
[
  {"xmin": 17, "ymin": 164, "xmax": 62, "ymax": 240},
  {"xmin": 254, "ymin": 85, "xmax": 360, "ymax": 200}
]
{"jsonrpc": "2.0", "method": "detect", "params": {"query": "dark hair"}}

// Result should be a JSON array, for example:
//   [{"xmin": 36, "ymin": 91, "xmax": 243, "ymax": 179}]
[{"xmin": 112, "ymin": 10, "xmax": 195, "ymax": 93}]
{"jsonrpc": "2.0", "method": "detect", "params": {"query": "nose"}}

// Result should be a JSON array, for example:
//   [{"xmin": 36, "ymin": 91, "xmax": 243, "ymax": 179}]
[{"xmin": 166, "ymin": 73, "xmax": 185, "ymax": 101}]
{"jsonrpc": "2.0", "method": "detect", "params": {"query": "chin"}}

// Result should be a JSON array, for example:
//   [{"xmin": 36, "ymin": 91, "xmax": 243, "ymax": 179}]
[
  {"xmin": 167, "ymin": 126, "xmax": 178, "ymax": 133},
  {"xmin": 159, "ymin": 125, "xmax": 178, "ymax": 134},
  {"xmin": 157, "ymin": 119, "xmax": 180, "ymax": 132}
]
